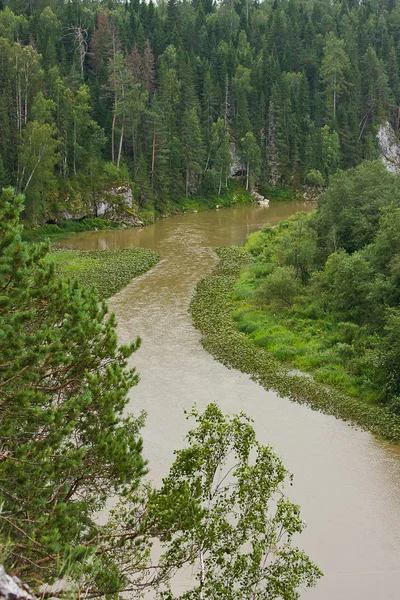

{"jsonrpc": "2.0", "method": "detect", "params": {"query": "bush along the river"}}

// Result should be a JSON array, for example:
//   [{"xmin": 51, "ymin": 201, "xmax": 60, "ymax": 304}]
[
  {"xmin": 48, "ymin": 247, "xmax": 159, "ymax": 300},
  {"xmin": 22, "ymin": 218, "xmax": 122, "ymax": 242},
  {"xmin": 190, "ymin": 246, "xmax": 400, "ymax": 442}
]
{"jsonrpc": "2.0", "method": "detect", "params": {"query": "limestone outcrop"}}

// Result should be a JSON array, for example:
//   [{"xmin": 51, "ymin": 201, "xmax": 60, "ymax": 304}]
[
  {"xmin": 0, "ymin": 566, "xmax": 36, "ymax": 600},
  {"xmin": 377, "ymin": 122, "xmax": 400, "ymax": 173},
  {"xmin": 58, "ymin": 183, "xmax": 143, "ymax": 226},
  {"xmin": 251, "ymin": 189, "xmax": 269, "ymax": 206}
]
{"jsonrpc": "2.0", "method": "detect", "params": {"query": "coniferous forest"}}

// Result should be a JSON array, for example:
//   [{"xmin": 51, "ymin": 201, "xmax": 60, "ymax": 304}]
[
  {"xmin": 1, "ymin": 0, "xmax": 400, "ymax": 223},
  {"xmin": 4, "ymin": 1, "xmax": 400, "ymax": 597}
]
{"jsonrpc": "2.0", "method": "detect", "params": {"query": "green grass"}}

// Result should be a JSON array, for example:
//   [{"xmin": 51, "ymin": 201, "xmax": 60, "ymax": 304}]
[
  {"xmin": 190, "ymin": 246, "xmax": 400, "ymax": 442},
  {"xmin": 47, "ymin": 246, "xmax": 159, "ymax": 300},
  {"xmin": 257, "ymin": 184, "xmax": 300, "ymax": 202},
  {"xmin": 138, "ymin": 182, "xmax": 255, "ymax": 221},
  {"xmin": 22, "ymin": 218, "xmax": 121, "ymax": 243},
  {"xmin": 233, "ymin": 305, "xmax": 378, "ymax": 401}
]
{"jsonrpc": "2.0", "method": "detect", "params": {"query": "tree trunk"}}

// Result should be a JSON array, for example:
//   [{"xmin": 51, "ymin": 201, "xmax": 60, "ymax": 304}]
[
  {"xmin": 73, "ymin": 120, "xmax": 77, "ymax": 176},
  {"xmin": 224, "ymin": 75, "xmax": 229, "ymax": 132},
  {"xmin": 333, "ymin": 74, "xmax": 337, "ymax": 119},
  {"xmin": 246, "ymin": 161, "xmax": 249, "ymax": 191},
  {"xmin": 111, "ymin": 92, "xmax": 117, "ymax": 164},
  {"xmin": 151, "ymin": 124, "xmax": 156, "ymax": 191},
  {"xmin": 117, "ymin": 117, "xmax": 124, "ymax": 170},
  {"xmin": 132, "ymin": 125, "xmax": 136, "ymax": 170}
]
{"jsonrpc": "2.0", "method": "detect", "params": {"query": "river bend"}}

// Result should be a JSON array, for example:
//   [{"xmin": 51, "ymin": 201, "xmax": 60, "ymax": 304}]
[{"xmin": 63, "ymin": 203, "xmax": 400, "ymax": 599}]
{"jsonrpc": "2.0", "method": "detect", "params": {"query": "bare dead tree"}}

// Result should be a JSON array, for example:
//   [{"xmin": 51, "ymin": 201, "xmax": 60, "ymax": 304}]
[{"xmin": 62, "ymin": 25, "xmax": 89, "ymax": 78}]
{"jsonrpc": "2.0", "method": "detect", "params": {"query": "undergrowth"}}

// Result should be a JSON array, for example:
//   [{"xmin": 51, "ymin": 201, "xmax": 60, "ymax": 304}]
[
  {"xmin": 22, "ymin": 218, "xmax": 120, "ymax": 242},
  {"xmin": 190, "ymin": 246, "xmax": 400, "ymax": 442}
]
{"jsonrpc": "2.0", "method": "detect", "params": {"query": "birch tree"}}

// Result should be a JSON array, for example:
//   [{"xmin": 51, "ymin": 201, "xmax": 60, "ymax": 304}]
[
  {"xmin": 148, "ymin": 404, "xmax": 322, "ymax": 600},
  {"xmin": 240, "ymin": 131, "xmax": 260, "ymax": 191}
]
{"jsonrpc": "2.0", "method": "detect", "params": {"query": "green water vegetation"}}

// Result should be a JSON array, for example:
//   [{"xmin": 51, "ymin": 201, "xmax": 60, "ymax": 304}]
[
  {"xmin": 0, "ymin": 187, "xmax": 321, "ymax": 598},
  {"xmin": 190, "ymin": 161, "xmax": 400, "ymax": 442},
  {"xmin": 47, "ymin": 247, "xmax": 159, "ymax": 300},
  {"xmin": 1, "ymin": 0, "xmax": 399, "ymax": 224}
]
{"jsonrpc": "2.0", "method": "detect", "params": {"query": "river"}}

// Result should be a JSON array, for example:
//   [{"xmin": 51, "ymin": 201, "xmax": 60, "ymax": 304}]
[{"xmin": 62, "ymin": 202, "xmax": 400, "ymax": 599}]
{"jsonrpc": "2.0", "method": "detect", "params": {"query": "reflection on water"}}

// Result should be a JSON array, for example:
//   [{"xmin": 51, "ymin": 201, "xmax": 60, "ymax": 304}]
[{"xmin": 61, "ymin": 202, "xmax": 400, "ymax": 600}]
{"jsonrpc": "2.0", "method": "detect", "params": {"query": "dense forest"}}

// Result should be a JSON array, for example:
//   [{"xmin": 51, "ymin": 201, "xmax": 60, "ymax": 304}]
[{"xmin": 1, "ymin": 0, "xmax": 400, "ymax": 222}]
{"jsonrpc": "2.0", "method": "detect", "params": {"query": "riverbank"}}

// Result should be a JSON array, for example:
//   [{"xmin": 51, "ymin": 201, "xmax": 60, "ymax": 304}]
[
  {"xmin": 190, "ymin": 246, "xmax": 400, "ymax": 442},
  {"xmin": 22, "ymin": 217, "xmax": 123, "ymax": 243},
  {"xmin": 23, "ymin": 183, "xmax": 255, "ymax": 242},
  {"xmin": 47, "ymin": 247, "xmax": 159, "ymax": 300}
]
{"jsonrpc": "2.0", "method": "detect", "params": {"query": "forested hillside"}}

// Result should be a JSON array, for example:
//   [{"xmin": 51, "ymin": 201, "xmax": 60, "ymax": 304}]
[{"xmin": 1, "ymin": 0, "xmax": 400, "ymax": 222}]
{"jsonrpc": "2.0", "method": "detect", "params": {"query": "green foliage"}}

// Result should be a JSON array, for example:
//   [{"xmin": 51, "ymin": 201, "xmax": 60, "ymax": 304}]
[
  {"xmin": 204, "ymin": 163, "xmax": 400, "ymax": 415},
  {"xmin": 257, "ymin": 266, "xmax": 300, "ymax": 309},
  {"xmin": 48, "ymin": 247, "xmax": 160, "ymax": 300},
  {"xmin": 320, "ymin": 32, "xmax": 351, "ymax": 120},
  {"xmin": 167, "ymin": 182, "xmax": 254, "ymax": 215},
  {"xmin": 320, "ymin": 249, "xmax": 375, "ymax": 325},
  {"xmin": 377, "ymin": 309, "xmax": 400, "ymax": 408},
  {"xmin": 316, "ymin": 161, "xmax": 400, "ymax": 255},
  {"xmin": 305, "ymin": 170, "xmax": 325, "ymax": 187},
  {"xmin": 320, "ymin": 125, "xmax": 341, "ymax": 180},
  {"xmin": 0, "ymin": 188, "xmax": 147, "ymax": 586},
  {"xmin": 1, "ymin": 0, "xmax": 400, "ymax": 221},
  {"xmin": 1, "ymin": 187, "xmax": 320, "ymax": 599},
  {"xmin": 148, "ymin": 404, "xmax": 322, "ymax": 600},
  {"xmin": 21, "ymin": 217, "xmax": 120, "ymax": 242},
  {"xmin": 257, "ymin": 184, "xmax": 299, "ymax": 202},
  {"xmin": 190, "ymin": 245, "xmax": 400, "ymax": 441}
]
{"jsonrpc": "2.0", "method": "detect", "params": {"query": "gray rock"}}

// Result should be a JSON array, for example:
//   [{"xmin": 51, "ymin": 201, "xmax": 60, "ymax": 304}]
[
  {"xmin": 229, "ymin": 144, "xmax": 241, "ymax": 176},
  {"xmin": 95, "ymin": 184, "xmax": 133, "ymax": 217},
  {"xmin": 0, "ymin": 565, "xmax": 36, "ymax": 600},
  {"xmin": 251, "ymin": 189, "xmax": 269, "ymax": 206},
  {"xmin": 58, "ymin": 183, "xmax": 143, "ymax": 227},
  {"xmin": 377, "ymin": 122, "xmax": 400, "ymax": 173}
]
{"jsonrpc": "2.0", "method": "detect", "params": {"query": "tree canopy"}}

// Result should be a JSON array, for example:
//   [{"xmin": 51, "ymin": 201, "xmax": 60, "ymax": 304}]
[{"xmin": 1, "ymin": 0, "xmax": 400, "ymax": 219}]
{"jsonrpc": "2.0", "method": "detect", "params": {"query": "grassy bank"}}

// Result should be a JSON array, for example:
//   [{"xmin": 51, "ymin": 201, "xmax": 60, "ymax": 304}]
[
  {"xmin": 47, "ymin": 247, "xmax": 159, "ymax": 300},
  {"xmin": 190, "ymin": 246, "xmax": 400, "ymax": 442},
  {"xmin": 138, "ymin": 182, "xmax": 255, "ymax": 224},
  {"xmin": 22, "ymin": 217, "xmax": 122, "ymax": 243},
  {"xmin": 23, "ymin": 183, "xmax": 255, "ymax": 239}
]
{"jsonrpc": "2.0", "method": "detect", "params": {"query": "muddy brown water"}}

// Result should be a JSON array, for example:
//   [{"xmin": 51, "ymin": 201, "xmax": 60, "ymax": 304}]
[{"xmin": 62, "ymin": 203, "xmax": 400, "ymax": 599}]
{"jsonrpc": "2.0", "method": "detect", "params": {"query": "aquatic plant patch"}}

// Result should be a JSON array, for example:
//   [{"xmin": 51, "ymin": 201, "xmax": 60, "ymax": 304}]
[
  {"xmin": 48, "ymin": 247, "xmax": 159, "ymax": 299},
  {"xmin": 190, "ymin": 247, "xmax": 400, "ymax": 442}
]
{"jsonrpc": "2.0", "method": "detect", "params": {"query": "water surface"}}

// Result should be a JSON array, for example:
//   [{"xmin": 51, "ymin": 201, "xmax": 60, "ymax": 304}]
[{"xmin": 62, "ymin": 203, "xmax": 400, "ymax": 599}]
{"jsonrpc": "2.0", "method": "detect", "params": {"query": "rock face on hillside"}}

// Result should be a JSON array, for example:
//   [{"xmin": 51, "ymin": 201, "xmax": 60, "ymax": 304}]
[
  {"xmin": 0, "ymin": 566, "xmax": 36, "ymax": 600},
  {"xmin": 377, "ymin": 122, "xmax": 400, "ymax": 173},
  {"xmin": 230, "ymin": 144, "xmax": 242, "ymax": 176},
  {"xmin": 95, "ymin": 184, "xmax": 143, "ymax": 226},
  {"xmin": 95, "ymin": 184, "xmax": 133, "ymax": 217},
  {"xmin": 59, "ymin": 183, "xmax": 143, "ymax": 226}
]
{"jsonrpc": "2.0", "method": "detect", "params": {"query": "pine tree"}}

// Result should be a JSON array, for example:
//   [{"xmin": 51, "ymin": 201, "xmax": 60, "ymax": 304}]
[
  {"xmin": 0, "ymin": 187, "xmax": 147, "ymax": 587},
  {"xmin": 181, "ymin": 106, "xmax": 204, "ymax": 196},
  {"xmin": 320, "ymin": 32, "xmax": 351, "ymax": 121},
  {"xmin": 0, "ymin": 156, "xmax": 8, "ymax": 188}
]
